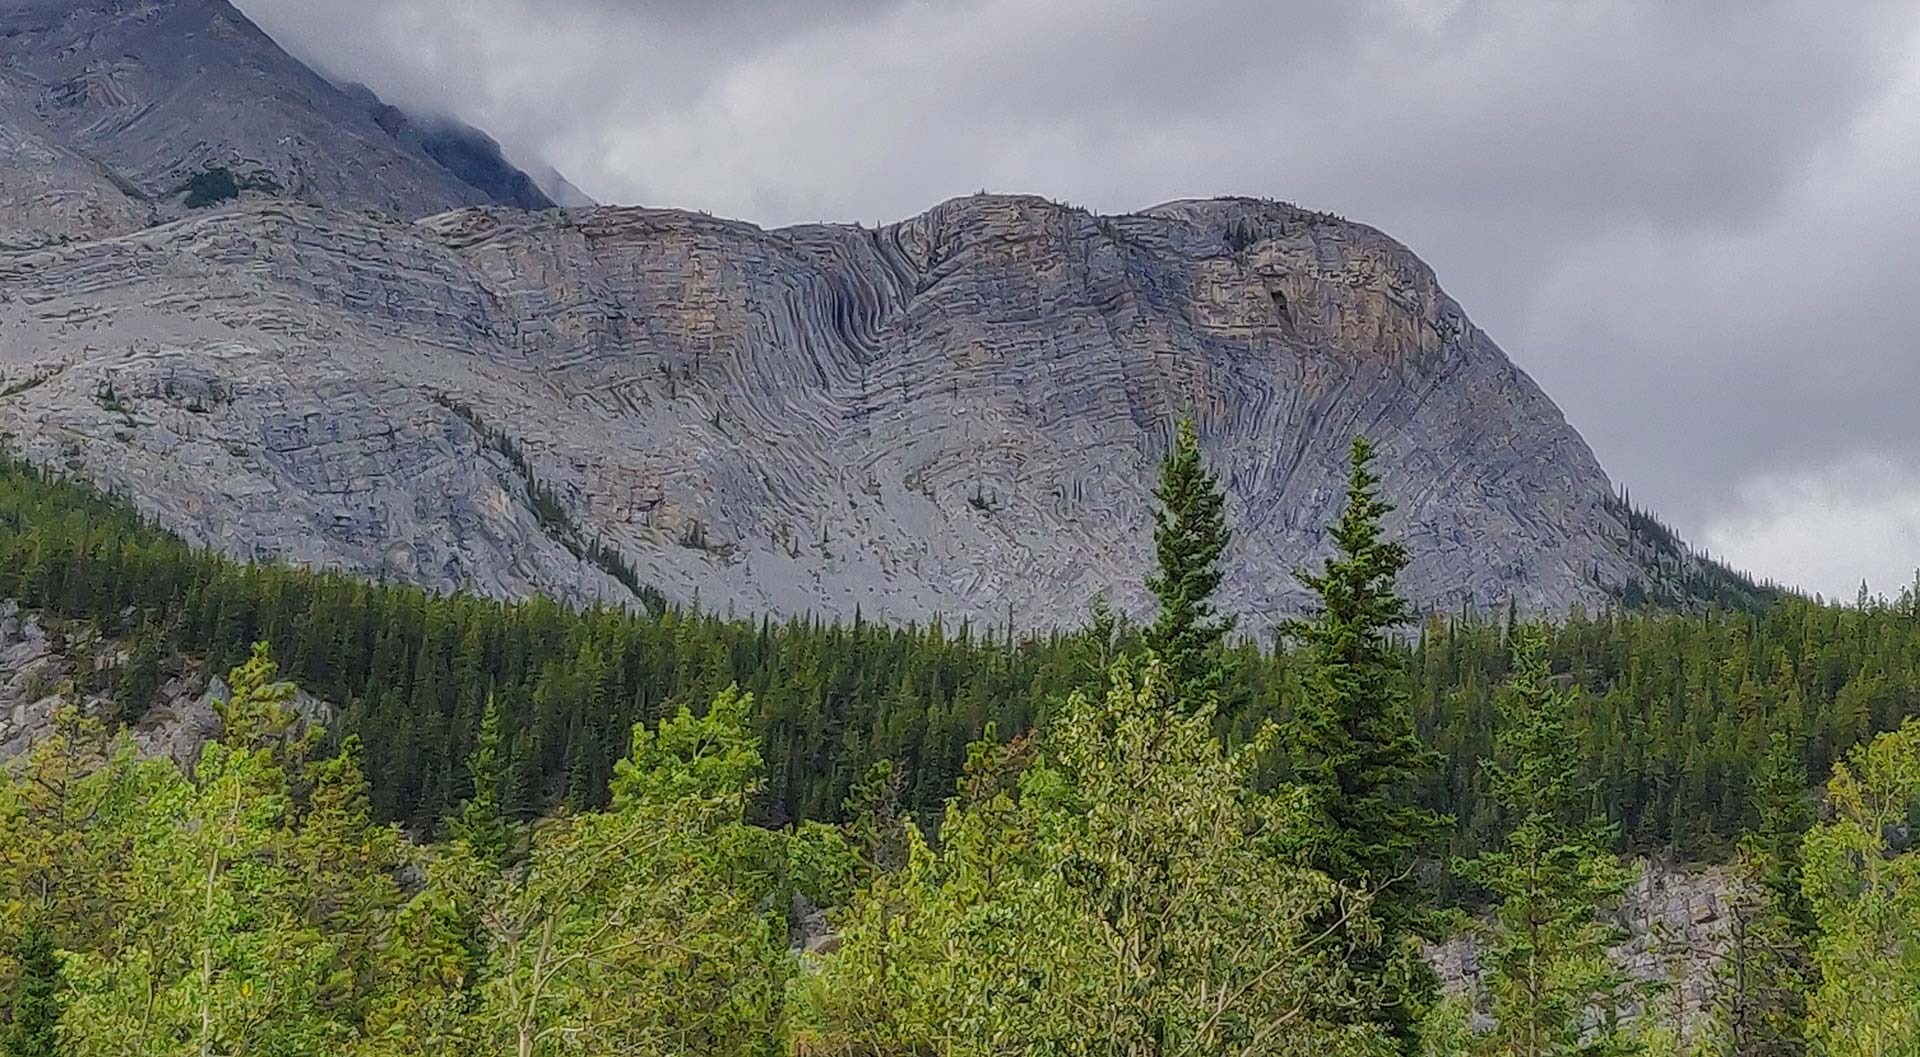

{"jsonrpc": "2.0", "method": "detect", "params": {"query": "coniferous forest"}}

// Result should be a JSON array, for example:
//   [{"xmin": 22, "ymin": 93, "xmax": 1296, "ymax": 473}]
[{"xmin": 4, "ymin": 432, "xmax": 1920, "ymax": 1055}]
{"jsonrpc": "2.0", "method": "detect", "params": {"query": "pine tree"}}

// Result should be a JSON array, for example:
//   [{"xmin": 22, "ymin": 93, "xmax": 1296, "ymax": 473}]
[
  {"xmin": 1143, "ymin": 418, "xmax": 1235, "ymax": 706},
  {"xmin": 111, "ymin": 619, "xmax": 165, "ymax": 727},
  {"xmin": 1747, "ymin": 733, "xmax": 1815, "ymax": 933},
  {"xmin": 1716, "ymin": 733, "xmax": 1817, "ymax": 1057},
  {"xmin": 295, "ymin": 736, "xmax": 405, "ymax": 1026},
  {"xmin": 1284, "ymin": 435, "xmax": 1448, "ymax": 1051},
  {"xmin": 449, "ymin": 695, "xmax": 514, "ymax": 869},
  {"xmin": 4, "ymin": 919, "xmax": 60, "ymax": 1057},
  {"xmin": 1458, "ymin": 625, "xmax": 1643, "ymax": 1057}
]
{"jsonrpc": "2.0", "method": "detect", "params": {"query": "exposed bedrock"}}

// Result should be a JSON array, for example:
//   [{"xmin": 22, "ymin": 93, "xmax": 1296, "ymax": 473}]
[{"xmin": 0, "ymin": 193, "xmax": 1642, "ymax": 629}]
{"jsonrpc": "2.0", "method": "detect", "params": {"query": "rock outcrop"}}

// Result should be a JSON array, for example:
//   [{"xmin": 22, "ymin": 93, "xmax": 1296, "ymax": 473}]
[
  {"xmin": 0, "ymin": 599, "xmax": 333, "ymax": 767},
  {"xmin": 1431, "ymin": 860, "xmax": 1739, "ymax": 1040},
  {"xmin": 1, "ymin": 195, "xmax": 1657, "ymax": 628}
]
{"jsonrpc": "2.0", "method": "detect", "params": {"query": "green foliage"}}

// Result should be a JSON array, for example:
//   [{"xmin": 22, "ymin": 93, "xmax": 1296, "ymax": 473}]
[
  {"xmin": 0, "ymin": 454, "xmax": 1101, "ymax": 833},
  {"xmin": 1707, "ymin": 732, "xmax": 1817, "ymax": 1057},
  {"xmin": 57, "ymin": 647, "xmax": 340, "ymax": 1057},
  {"xmin": 295, "ymin": 736, "xmax": 406, "ymax": 1028},
  {"xmin": 0, "ymin": 705, "xmax": 120, "ymax": 971},
  {"xmin": 181, "ymin": 167, "xmax": 240, "ymax": 209},
  {"xmin": 1801, "ymin": 719, "xmax": 1920, "ymax": 1055},
  {"xmin": 109, "ymin": 620, "xmax": 164, "ymax": 727},
  {"xmin": 4, "ymin": 920, "xmax": 59, "ymax": 1057},
  {"xmin": 449, "ymin": 696, "xmax": 514, "ymax": 868},
  {"xmin": 5, "ymin": 452, "xmax": 1920, "ymax": 863},
  {"xmin": 474, "ymin": 685, "xmax": 791, "ymax": 1056},
  {"xmin": 840, "ymin": 758, "xmax": 909, "ymax": 875},
  {"xmin": 1143, "ymin": 418, "xmax": 1235, "ymax": 705},
  {"xmin": 1285, "ymin": 435, "xmax": 1450, "ymax": 1049},
  {"xmin": 1610, "ymin": 498, "xmax": 1783, "ymax": 613},
  {"xmin": 790, "ymin": 656, "xmax": 1394, "ymax": 1056},
  {"xmin": 0, "ymin": 650, "xmax": 832, "ymax": 1056},
  {"xmin": 6, "ymin": 441, "xmax": 1920, "ymax": 1053},
  {"xmin": 1455, "ymin": 626, "xmax": 1645, "ymax": 1057},
  {"xmin": 353, "ymin": 841, "xmax": 488, "ymax": 1057},
  {"xmin": 1748, "ymin": 733, "xmax": 1816, "ymax": 931}
]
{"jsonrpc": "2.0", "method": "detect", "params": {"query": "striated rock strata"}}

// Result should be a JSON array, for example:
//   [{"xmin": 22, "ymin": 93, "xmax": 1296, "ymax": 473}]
[{"xmin": 1, "ymin": 194, "xmax": 1650, "ymax": 628}]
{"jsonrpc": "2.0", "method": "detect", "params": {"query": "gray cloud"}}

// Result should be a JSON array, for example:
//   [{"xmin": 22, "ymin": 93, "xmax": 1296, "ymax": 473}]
[{"xmin": 236, "ymin": 0, "xmax": 1920, "ymax": 594}]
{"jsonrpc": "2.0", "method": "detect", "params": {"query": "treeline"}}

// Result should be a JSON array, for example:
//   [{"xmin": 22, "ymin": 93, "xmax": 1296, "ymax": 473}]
[
  {"xmin": 4, "ymin": 429, "xmax": 1916, "ymax": 1055},
  {"xmin": 0, "ymin": 454, "xmax": 1096, "ymax": 830},
  {"xmin": 1413, "ymin": 596, "xmax": 1920, "ymax": 862},
  {"xmin": 5, "ymin": 455, "xmax": 1920, "ymax": 862}
]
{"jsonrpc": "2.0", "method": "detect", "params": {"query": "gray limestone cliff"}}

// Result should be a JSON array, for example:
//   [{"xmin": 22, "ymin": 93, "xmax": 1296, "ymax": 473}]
[{"xmin": 0, "ymin": 195, "xmax": 1664, "ymax": 629}]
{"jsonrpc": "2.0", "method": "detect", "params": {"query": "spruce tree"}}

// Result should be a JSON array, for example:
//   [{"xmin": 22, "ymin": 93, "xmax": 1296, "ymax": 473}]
[
  {"xmin": 295, "ymin": 736, "xmax": 405, "ymax": 1025},
  {"xmin": 1284, "ymin": 435, "xmax": 1447, "ymax": 1051},
  {"xmin": 1143, "ymin": 418, "xmax": 1235, "ymax": 706},
  {"xmin": 1718, "ymin": 732, "xmax": 1817, "ymax": 1057},
  {"xmin": 1747, "ymin": 732, "xmax": 1815, "ymax": 932},
  {"xmin": 111, "ymin": 619, "xmax": 164, "ymax": 727},
  {"xmin": 449, "ymin": 695, "xmax": 514, "ymax": 868},
  {"xmin": 4, "ymin": 919, "xmax": 60, "ymax": 1057},
  {"xmin": 1459, "ymin": 625, "xmax": 1643, "ymax": 1057}
]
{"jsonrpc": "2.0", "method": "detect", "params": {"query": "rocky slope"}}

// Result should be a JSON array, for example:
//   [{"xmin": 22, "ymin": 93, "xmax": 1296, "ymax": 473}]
[
  {"xmin": 0, "ymin": 194, "xmax": 1667, "ymax": 628},
  {"xmin": 0, "ymin": 0, "xmax": 551, "ymax": 249},
  {"xmin": 1432, "ymin": 861, "xmax": 1740, "ymax": 1040},
  {"xmin": 0, "ymin": 599, "xmax": 332, "ymax": 766}
]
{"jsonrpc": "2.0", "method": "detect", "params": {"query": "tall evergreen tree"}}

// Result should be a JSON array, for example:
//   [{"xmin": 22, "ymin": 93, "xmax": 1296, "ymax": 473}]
[
  {"xmin": 449, "ymin": 695, "xmax": 514, "ymax": 869},
  {"xmin": 1715, "ymin": 732, "xmax": 1818, "ymax": 1057},
  {"xmin": 4, "ymin": 919, "xmax": 60, "ymax": 1057},
  {"xmin": 1284, "ymin": 435, "xmax": 1448, "ymax": 1051},
  {"xmin": 295, "ymin": 736, "xmax": 406, "ymax": 1027},
  {"xmin": 1458, "ymin": 625, "xmax": 1644, "ymax": 1057},
  {"xmin": 1143, "ymin": 418, "xmax": 1235, "ymax": 706},
  {"xmin": 1746, "ymin": 733, "xmax": 1815, "ymax": 934}
]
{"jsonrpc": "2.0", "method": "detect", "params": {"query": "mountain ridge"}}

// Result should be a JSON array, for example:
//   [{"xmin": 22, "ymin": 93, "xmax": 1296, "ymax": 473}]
[
  {"xmin": 0, "ymin": 190, "xmax": 1733, "ymax": 628},
  {"xmin": 0, "ymin": 0, "xmax": 1764, "ymax": 627}
]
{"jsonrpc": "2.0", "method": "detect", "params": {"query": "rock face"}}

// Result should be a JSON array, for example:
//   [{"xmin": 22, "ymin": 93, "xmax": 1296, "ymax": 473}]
[
  {"xmin": 1430, "ymin": 860, "xmax": 1738, "ymax": 1040},
  {"xmin": 0, "ymin": 600, "xmax": 67, "ymax": 760},
  {"xmin": 0, "ymin": 195, "xmax": 1655, "ymax": 628},
  {"xmin": 0, "ymin": 0, "xmax": 1708, "ymax": 630},
  {"xmin": 0, "ymin": 0, "xmax": 551, "ymax": 249},
  {"xmin": 0, "ymin": 599, "xmax": 334, "ymax": 767}
]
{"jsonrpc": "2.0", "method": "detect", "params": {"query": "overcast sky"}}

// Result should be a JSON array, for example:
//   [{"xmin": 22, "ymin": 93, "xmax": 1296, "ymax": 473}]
[{"xmin": 238, "ymin": 0, "xmax": 1920, "ymax": 601}]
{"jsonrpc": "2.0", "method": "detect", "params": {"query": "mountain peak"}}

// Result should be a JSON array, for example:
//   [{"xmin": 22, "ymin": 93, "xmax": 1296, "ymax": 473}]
[
  {"xmin": 0, "ymin": 1, "xmax": 1751, "ymax": 623},
  {"xmin": 0, "ymin": 0, "xmax": 555, "ymax": 247}
]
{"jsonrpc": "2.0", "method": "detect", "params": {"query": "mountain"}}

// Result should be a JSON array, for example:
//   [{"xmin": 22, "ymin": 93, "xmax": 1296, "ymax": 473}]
[
  {"xmin": 0, "ymin": 0, "xmax": 552, "ymax": 249},
  {"xmin": 0, "ymin": 188, "xmax": 1729, "ymax": 629},
  {"xmin": 337, "ymin": 82, "xmax": 559, "ymax": 211},
  {"xmin": 0, "ymin": 0, "xmax": 1756, "ymax": 629}
]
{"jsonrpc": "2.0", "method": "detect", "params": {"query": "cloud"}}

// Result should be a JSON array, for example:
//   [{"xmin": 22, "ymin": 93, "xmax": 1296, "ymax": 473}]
[
  {"xmin": 1702, "ymin": 454, "xmax": 1920, "ymax": 603},
  {"xmin": 232, "ymin": 0, "xmax": 1920, "ymax": 594}
]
